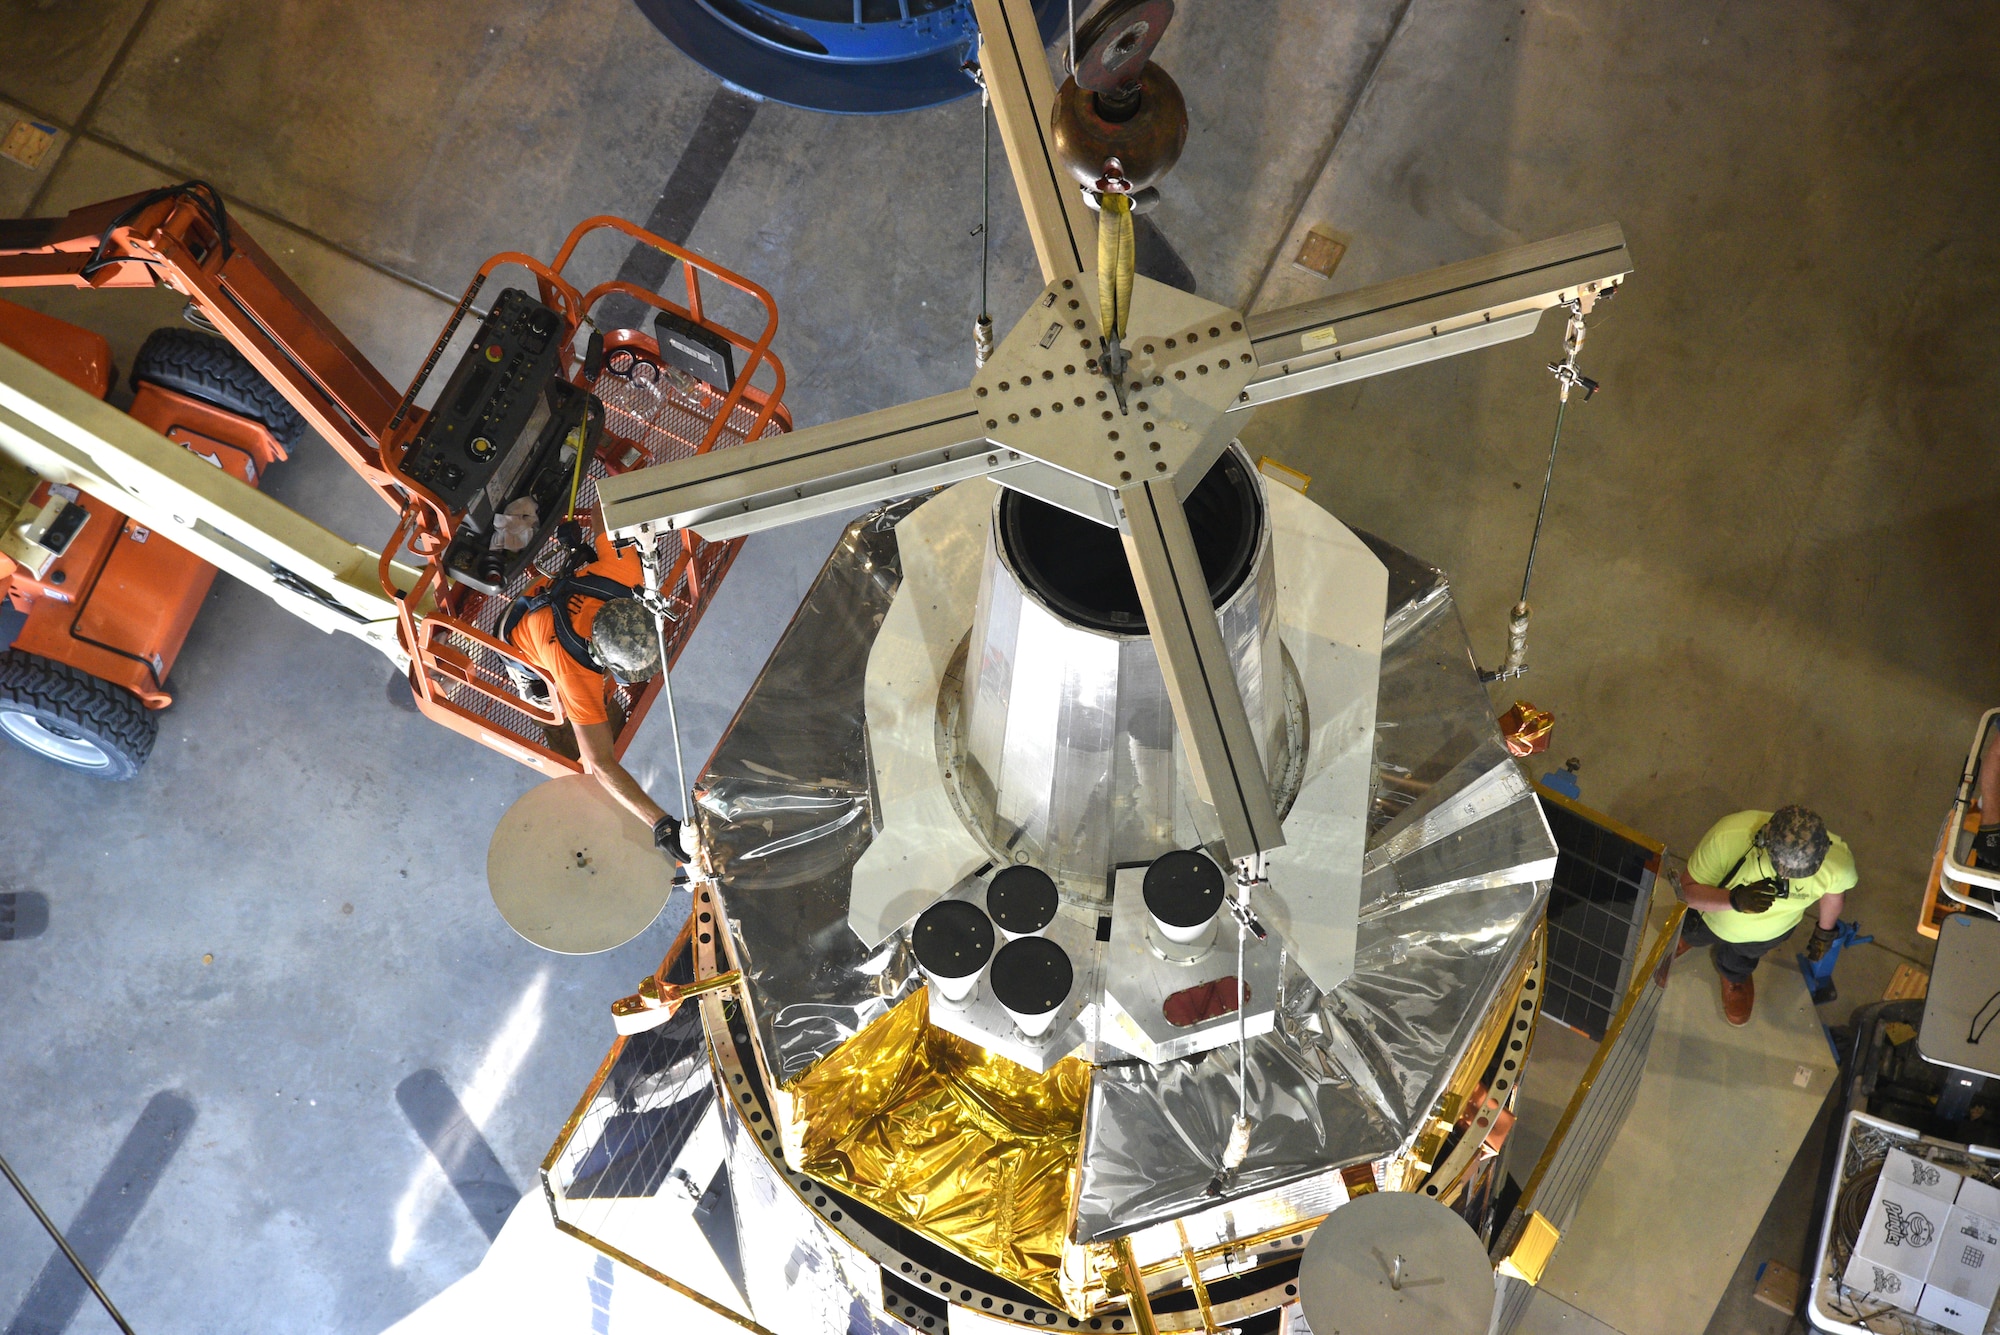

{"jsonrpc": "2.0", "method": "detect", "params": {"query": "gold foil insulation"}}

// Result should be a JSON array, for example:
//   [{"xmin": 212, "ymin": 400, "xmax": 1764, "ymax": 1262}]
[
  {"xmin": 1500, "ymin": 700, "xmax": 1555, "ymax": 757},
  {"xmin": 786, "ymin": 988, "xmax": 1090, "ymax": 1308}
]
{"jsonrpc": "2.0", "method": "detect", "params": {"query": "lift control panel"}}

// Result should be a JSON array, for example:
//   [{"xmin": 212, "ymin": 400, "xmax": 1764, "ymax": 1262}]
[
  {"xmin": 396, "ymin": 288, "xmax": 606, "ymax": 594},
  {"xmin": 400, "ymin": 288, "xmax": 564, "ymax": 512}
]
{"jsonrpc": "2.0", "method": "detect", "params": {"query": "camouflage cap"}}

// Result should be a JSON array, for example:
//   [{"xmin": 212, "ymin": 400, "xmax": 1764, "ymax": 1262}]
[
  {"xmin": 588, "ymin": 598, "xmax": 662, "ymax": 685},
  {"xmin": 1760, "ymin": 804, "xmax": 1831, "ymax": 878}
]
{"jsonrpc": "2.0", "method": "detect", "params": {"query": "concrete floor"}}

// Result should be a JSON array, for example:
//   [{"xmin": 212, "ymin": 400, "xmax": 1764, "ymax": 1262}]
[{"xmin": 1, "ymin": 0, "xmax": 1996, "ymax": 1331}]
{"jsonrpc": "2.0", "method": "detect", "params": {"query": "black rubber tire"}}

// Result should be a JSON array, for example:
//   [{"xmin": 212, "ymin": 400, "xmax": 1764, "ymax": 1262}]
[
  {"xmin": 0, "ymin": 649, "xmax": 158, "ymax": 780},
  {"xmin": 131, "ymin": 326, "xmax": 305, "ymax": 450}
]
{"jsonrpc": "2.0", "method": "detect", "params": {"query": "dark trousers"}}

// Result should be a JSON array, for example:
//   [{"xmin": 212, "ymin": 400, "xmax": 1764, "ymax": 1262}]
[{"xmin": 1681, "ymin": 911, "xmax": 1794, "ymax": 984}]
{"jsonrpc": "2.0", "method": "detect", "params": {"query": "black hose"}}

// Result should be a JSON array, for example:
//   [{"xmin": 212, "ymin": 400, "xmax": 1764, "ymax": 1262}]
[{"xmin": 0, "ymin": 1149, "xmax": 138, "ymax": 1334}]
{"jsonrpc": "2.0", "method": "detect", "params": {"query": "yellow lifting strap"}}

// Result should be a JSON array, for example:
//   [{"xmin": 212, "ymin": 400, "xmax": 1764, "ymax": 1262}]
[
  {"xmin": 1097, "ymin": 193, "xmax": 1136, "ymax": 341},
  {"xmin": 562, "ymin": 418, "xmax": 591, "ymax": 519}
]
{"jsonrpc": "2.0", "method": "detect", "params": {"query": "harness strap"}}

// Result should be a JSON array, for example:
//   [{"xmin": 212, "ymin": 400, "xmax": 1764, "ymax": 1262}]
[
  {"xmin": 501, "ymin": 571, "xmax": 635, "ymax": 672},
  {"xmin": 1718, "ymin": 822, "xmax": 1792, "ymax": 896}
]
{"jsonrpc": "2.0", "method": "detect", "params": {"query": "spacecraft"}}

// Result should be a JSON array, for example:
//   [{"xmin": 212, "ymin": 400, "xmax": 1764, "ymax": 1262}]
[{"xmin": 534, "ymin": 1, "xmax": 1632, "ymax": 1330}]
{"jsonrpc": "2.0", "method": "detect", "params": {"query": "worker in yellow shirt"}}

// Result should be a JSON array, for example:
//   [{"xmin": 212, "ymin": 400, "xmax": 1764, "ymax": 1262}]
[{"xmin": 1669, "ymin": 806, "xmax": 1856, "ymax": 1026}]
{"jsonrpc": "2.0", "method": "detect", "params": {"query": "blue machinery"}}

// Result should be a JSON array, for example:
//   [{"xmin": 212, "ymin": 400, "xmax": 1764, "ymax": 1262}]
[{"xmin": 632, "ymin": 0, "xmax": 1068, "ymax": 113}]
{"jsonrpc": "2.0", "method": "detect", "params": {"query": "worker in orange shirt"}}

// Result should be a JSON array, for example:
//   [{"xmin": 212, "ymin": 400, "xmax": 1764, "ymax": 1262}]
[{"xmin": 502, "ymin": 515, "xmax": 685, "ymax": 864}]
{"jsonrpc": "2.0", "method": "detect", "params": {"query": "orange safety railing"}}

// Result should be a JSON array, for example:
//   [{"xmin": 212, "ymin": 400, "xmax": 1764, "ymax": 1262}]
[{"xmin": 377, "ymin": 219, "xmax": 790, "ymax": 774}]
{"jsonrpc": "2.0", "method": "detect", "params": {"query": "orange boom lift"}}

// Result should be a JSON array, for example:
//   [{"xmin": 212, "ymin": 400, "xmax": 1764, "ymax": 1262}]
[{"xmin": 0, "ymin": 184, "xmax": 786, "ymax": 777}]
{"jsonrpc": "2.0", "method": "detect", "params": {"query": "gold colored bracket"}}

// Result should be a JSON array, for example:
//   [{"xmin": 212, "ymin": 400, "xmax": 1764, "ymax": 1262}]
[
  {"xmin": 611, "ymin": 968, "xmax": 742, "ymax": 1035},
  {"xmin": 1495, "ymin": 1211, "xmax": 1560, "ymax": 1285},
  {"xmin": 1174, "ymin": 1221, "xmax": 1220, "ymax": 1335},
  {"xmin": 1416, "ymin": 926, "xmax": 1544, "ymax": 1202},
  {"xmin": 1114, "ymin": 1237, "xmax": 1163, "ymax": 1335}
]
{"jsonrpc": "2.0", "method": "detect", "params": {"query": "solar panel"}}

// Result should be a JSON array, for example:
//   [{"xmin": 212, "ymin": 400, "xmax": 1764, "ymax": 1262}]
[
  {"xmin": 1536, "ymin": 786, "xmax": 1664, "ymax": 1040},
  {"xmin": 563, "ymin": 1007, "xmax": 715, "ymax": 1201}
]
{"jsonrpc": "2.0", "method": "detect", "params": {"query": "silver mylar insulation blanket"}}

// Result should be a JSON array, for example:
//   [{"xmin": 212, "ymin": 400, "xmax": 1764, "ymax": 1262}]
[{"xmin": 693, "ymin": 495, "xmax": 1551, "ymax": 1238}]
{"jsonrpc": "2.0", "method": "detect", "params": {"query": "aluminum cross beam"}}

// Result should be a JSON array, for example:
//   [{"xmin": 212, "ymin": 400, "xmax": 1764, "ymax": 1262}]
[
  {"xmin": 599, "ymin": 226, "xmax": 1634, "ymax": 549},
  {"xmin": 1119, "ymin": 477, "xmax": 1288, "ymax": 855},
  {"xmin": 1237, "ymin": 224, "xmax": 1632, "ymax": 408},
  {"xmin": 970, "ymin": 0, "xmax": 1096, "ymax": 284},
  {"xmin": 598, "ymin": 391, "xmax": 1003, "ymax": 542}
]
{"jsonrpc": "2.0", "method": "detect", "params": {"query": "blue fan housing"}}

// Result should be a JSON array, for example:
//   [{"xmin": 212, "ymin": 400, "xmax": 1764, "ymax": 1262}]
[{"xmin": 634, "ymin": 0, "xmax": 1071, "ymax": 114}]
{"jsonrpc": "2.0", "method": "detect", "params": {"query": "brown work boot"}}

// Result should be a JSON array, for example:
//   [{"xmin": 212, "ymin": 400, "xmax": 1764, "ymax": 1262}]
[{"xmin": 1720, "ymin": 973, "xmax": 1755, "ymax": 1026}]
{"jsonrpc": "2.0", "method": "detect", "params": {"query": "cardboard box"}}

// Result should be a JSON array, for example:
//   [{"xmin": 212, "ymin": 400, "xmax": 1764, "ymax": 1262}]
[
  {"xmin": 1957, "ymin": 1173, "xmax": 2000, "ymax": 1217},
  {"xmin": 1854, "ymin": 1176, "xmax": 1952, "ymax": 1279},
  {"xmin": 1926, "ymin": 1205, "xmax": 2000, "ymax": 1305},
  {"xmin": 1843, "ymin": 1250, "xmax": 1922, "ymax": 1304},
  {"xmin": 1914, "ymin": 1282, "xmax": 1992, "ymax": 1335},
  {"xmin": 1841, "ymin": 1156, "xmax": 2000, "ymax": 1329},
  {"xmin": 1884, "ymin": 1147, "xmax": 1964, "ymax": 1204}
]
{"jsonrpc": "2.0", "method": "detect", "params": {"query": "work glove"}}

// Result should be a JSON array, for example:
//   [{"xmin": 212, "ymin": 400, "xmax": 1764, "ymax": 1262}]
[
  {"xmin": 653, "ymin": 813, "xmax": 683, "ymax": 863},
  {"xmin": 556, "ymin": 518, "xmax": 595, "ymax": 567},
  {"xmin": 1805, "ymin": 923, "xmax": 1839, "ymax": 962},
  {"xmin": 1728, "ymin": 878, "xmax": 1782, "ymax": 915}
]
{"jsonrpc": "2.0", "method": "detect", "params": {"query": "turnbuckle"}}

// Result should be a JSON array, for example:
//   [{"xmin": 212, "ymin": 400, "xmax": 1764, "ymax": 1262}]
[
  {"xmin": 1229, "ymin": 854, "xmax": 1270, "ymax": 939},
  {"xmin": 1546, "ymin": 290, "xmax": 1609, "ymax": 402}
]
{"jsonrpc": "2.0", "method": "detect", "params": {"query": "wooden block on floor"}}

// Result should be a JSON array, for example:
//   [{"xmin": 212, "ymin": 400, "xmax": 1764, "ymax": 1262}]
[
  {"xmin": 1882, "ymin": 962, "xmax": 1930, "ymax": 1001},
  {"xmin": 1292, "ymin": 224, "xmax": 1347, "ymax": 278},
  {"xmin": 1752, "ymin": 1259, "xmax": 1802, "ymax": 1313}
]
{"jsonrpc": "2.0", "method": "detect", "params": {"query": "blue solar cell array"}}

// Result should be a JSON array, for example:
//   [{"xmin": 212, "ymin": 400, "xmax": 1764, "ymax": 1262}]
[{"xmin": 1538, "ymin": 793, "xmax": 1660, "ymax": 1040}]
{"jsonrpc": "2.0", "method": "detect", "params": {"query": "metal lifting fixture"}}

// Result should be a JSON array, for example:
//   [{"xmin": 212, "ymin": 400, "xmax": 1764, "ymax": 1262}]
[
  {"xmin": 1483, "ymin": 287, "xmax": 1608, "ymax": 683},
  {"xmin": 598, "ymin": 0, "xmax": 1632, "ymax": 880}
]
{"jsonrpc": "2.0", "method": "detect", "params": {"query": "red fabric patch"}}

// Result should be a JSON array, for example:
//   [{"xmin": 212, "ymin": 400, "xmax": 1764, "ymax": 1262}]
[{"xmin": 1162, "ymin": 978, "xmax": 1246, "ymax": 1028}]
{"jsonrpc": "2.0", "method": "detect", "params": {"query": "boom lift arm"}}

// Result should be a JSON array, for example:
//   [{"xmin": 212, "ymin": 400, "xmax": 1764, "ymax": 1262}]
[
  {"xmin": 0, "ymin": 340, "xmax": 417, "ymax": 658},
  {"xmin": 0, "ymin": 186, "xmax": 407, "ymax": 508}
]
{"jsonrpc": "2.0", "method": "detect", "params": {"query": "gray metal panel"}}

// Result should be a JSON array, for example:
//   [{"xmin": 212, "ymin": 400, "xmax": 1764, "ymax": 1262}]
[
  {"xmin": 1259, "ymin": 485, "xmax": 1387, "ymax": 992},
  {"xmin": 696, "ymin": 503, "xmax": 924, "ymax": 1083},
  {"xmin": 846, "ymin": 482, "xmax": 995, "ymax": 947},
  {"xmin": 1072, "ymin": 547, "xmax": 1553, "ymax": 1238},
  {"xmin": 1918, "ymin": 912, "xmax": 2000, "ymax": 1079},
  {"xmin": 596, "ymin": 389, "xmax": 999, "ymax": 542},
  {"xmin": 1239, "ymin": 224, "xmax": 1633, "ymax": 407},
  {"xmin": 1076, "ymin": 882, "xmax": 1546, "ymax": 1240}
]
